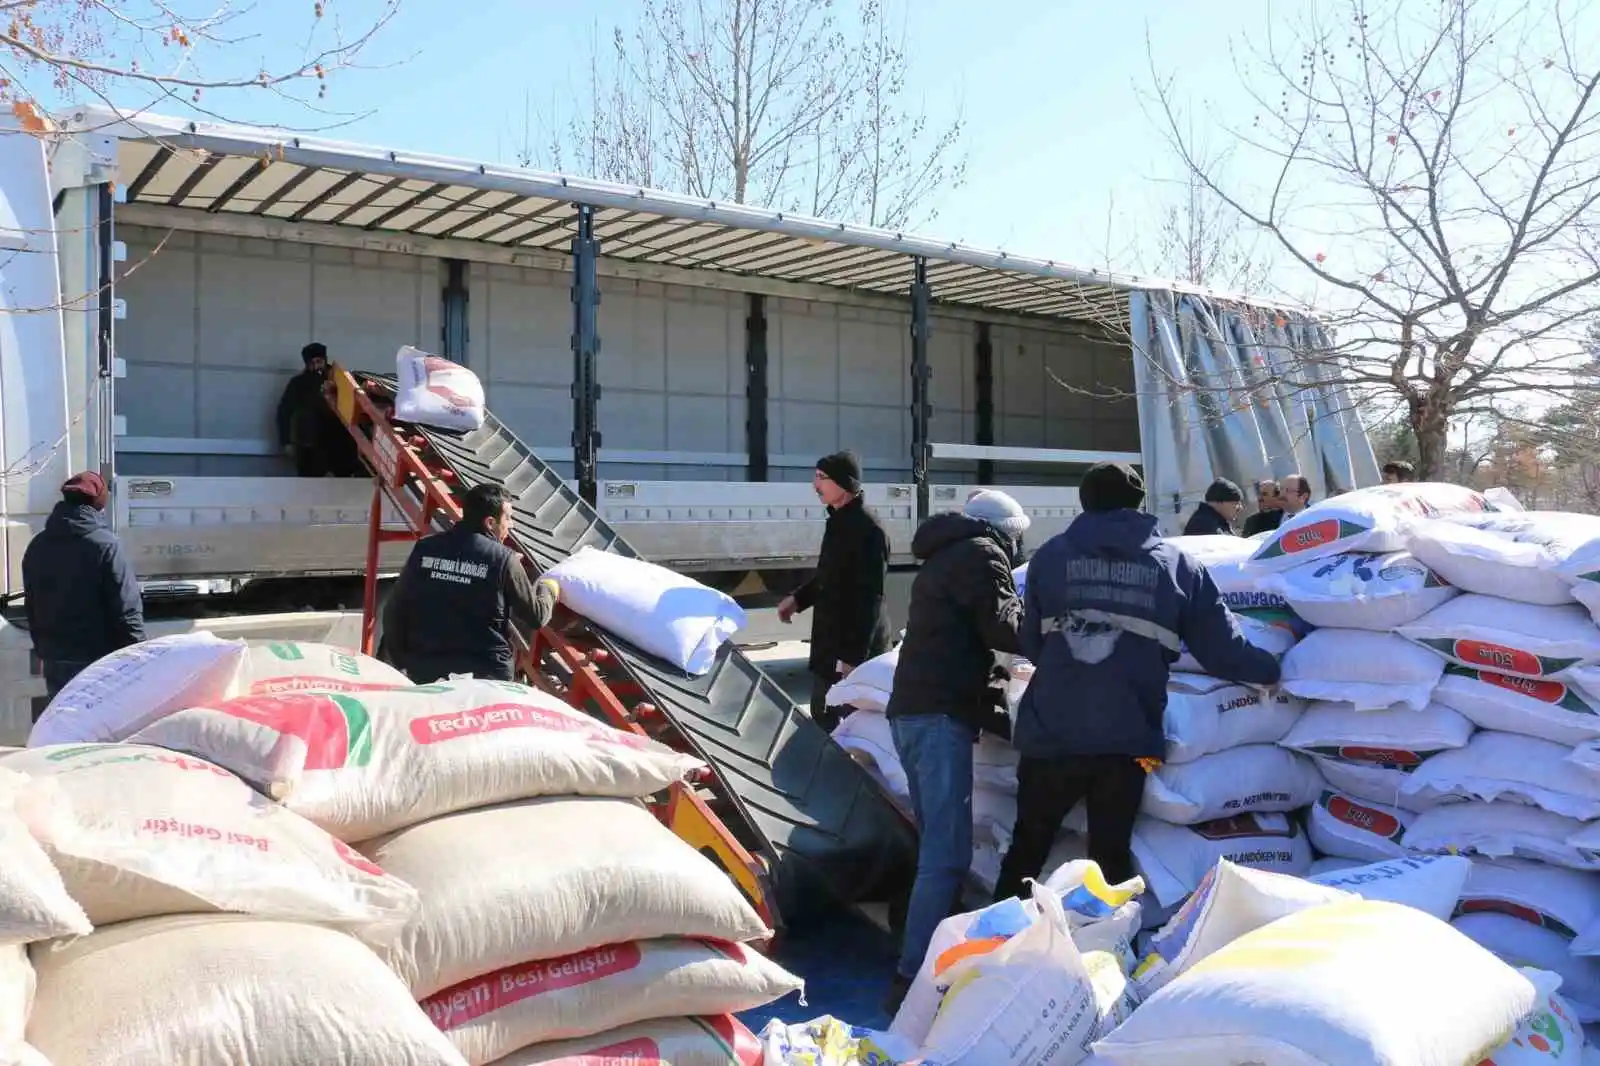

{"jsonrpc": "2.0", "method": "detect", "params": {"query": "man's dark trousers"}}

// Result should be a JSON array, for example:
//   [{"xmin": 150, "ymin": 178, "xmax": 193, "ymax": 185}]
[{"xmin": 992, "ymin": 754, "xmax": 1147, "ymax": 900}]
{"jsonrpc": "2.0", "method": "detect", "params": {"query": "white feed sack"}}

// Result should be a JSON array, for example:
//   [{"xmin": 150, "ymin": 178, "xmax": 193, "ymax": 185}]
[
  {"xmin": 500, "ymin": 1016, "xmax": 762, "ymax": 1066},
  {"xmin": 357, "ymin": 796, "xmax": 769, "ymax": 999},
  {"xmin": 543, "ymin": 546, "xmax": 747, "ymax": 676},
  {"xmin": 26, "ymin": 914, "xmax": 469, "ymax": 1066},
  {"xmin": 1280, "ymin": 628, "xmax": 1446, "ymax": 711},
  {"xmin": 1400, "ymin": 594, "xmax": 1600, "ymax": 680},
  {"xmin": 418, "ymin": 937, "xmax": 800, "ymax": 1066},
  {"xmin": 1276, "ymin": 700, "xmax": 1474, "ymax": 811},
  {"xmin": 1163, "ymin": 673, "xmax": 1303, "ymax": 765},
  {"xmin": 0, "ymin": 946, "xmax": 32, "ymax": 1047},
  {"xmin": 1486, "ymin": 969, "xmax": 1589, "ymax": 1066},
  {"xmin": 1400, "ymin": 731, "xmax": 1600, "ymax": 821},
  {"xmin": 1454, "ymin": 913, "xmax": 1600, "ymax": 1024},
  {"xmin": 1434, "ymin": 664, "xmax": 1600, "ymax": 747},
  {"xmin": 130, "ymin": 678, "xmax": 704, "ymax": 842},
  {"xmin": 1129, "ymin": 812, "xmax": 1312, "ymax": 908},
  {"xmin": 1, "ymin": 743, "xmax": 419, "ymax": 934},
  {"xmin": 1409, "ymin": 511, "xmax": 1600, "ymax": 606},
  {"xmin": 28, "ymin": 631, "xmax": 248, "ymax": 747},
  {"xmin": 1142, "ymin": 743, "xmax": 1324, "ymax": 825},
  {"xmin": 1167, "ymin": 533, "xmax": 1302, "ymax": 632},
  {"xmin": 394, "ymin": 346, "xmax": 487, "ymax": 433},
  {"xmin": 1306, "ymin": 853, "xmax": 1472, "ymax": 921},
  {"xmin": 240, "ymin": 639, "xmax": 412, "ymax": 694},
  {"xmin": 1172, "ymin": 615, "xmax": 1296, "ymax": 676},
  {"xmin": 1267, "ymin": 550, "xmax": 1458, "ymax": 630},
  {"xmin": 831, "ymin": 709, "xmax": 908, "ymax": 797},
  {"xmin": 1403, "ymin": 801, "xmax": 1600, "ymax": 871},
  {"xmin": 826, "ymin": 648, "xmax": 900, "ymax": 712},
  {"xmin": 1304, "ymin": 789, "xmax": 1413, "ymax": 863},
  {"xmin": 1457, "ymin": 858, "xmax": 1600, "ymax": 947},
  {"xmin": 0, "ymin": 769, "xmax": 89, "ymax": 945},
  {"xmin": 1095, "ymin": 898, "xmax": 1537, "ymax": 1066},
  {"xmin": 1248, "ymin": 481, "xmax": 1499, "ymax": 572}
]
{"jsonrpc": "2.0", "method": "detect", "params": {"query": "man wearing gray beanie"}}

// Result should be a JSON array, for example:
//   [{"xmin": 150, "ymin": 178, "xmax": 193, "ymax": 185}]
[{"xmin": 882, "ymin": 488, "xmax": 1027, "ymax": 1012}]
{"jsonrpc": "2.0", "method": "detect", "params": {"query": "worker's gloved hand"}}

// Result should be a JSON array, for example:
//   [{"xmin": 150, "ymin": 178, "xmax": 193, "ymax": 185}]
[
  {"xmin": 1135, "ymin": 756, "xmax": 1163, "ymax": 775},
  {"xmin": 537, "ymin": 577, "xmax": 561, "ymax": 603}
]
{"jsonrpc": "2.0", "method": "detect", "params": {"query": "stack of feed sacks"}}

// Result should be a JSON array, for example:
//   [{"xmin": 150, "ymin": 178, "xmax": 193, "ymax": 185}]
[
  {"xmin": 10, "ymin": 641, "xmax": 471, "ymax": 1065},
  {"xmin": 129, "ymin": 663, "xmax": 795, "ymax": 1065}
]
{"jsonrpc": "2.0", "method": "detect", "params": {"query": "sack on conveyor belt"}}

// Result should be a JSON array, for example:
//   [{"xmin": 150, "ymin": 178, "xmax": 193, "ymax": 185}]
[
  {"xmin": 26, "ymin": 914, "xmax": 468, "ymax": 1066},
  {"xmin": 1279, "ymin": 627, "xmax": 1446, "ymax": 711},
  {"xmin": 357, "ymin": 796, "xmax": 769, "ymax": 999},
  {"xmin": 1454, "ymin": 913, "xmax": 1600, "ymax": 1023},
  {"xmin": 395, "ymin": 346, "xmax": 486, "ymax": 433},
  {"xmin": 421, "ymin": 938, "xmax": 798, "ymax": 1065},
  {"xmin": 1304, "ymin": 789, "xmax": 1412, "ymax": 862},
  {"xmin": 1, "ymin": 744, "xmax": 418, "ymax": 933},
  {"xmin": 1400, "ymin": 731, "xmax": 1600, "ymax": 821},
  {"xmin": 1128, "ymin": 813, "xmax": 1312, "ymax": 909},
  {"xmin": 1399, "ymin": 595, "xmax": 1600, "ymax": 679},
  {"xmin": 487, "ymin": 1015, "xmax": 761, "ymax": 1065},
  {"xmin": 1306, "ymin": 853, "xmax": 1471, "ymax": 920},
  {"xmin": 1402, "ymin": 801, "xmax": 1599, "ymax": 871},
  {"xmin": 239, "ymin": 639, "xmax": 412, "ymax": 694},
  {"xmin": 28, "ymin": 632, "xmax": 248, "ymax": 747},
  {"xmin": 129, "ymin": 679, "xmax": 704, "ymax": 842},
  {"xmin": 1409, "ymin": 511, "xmax": 1600, "ymax": 606},
  {"xmin": 1248, "ymin": 481, "xmax": 1498, "ymax": 572},
  {"xmin": 1267, "ymin": 549, "xmax": 1458, "ymax": 630},
  {"xmin": 1276, "ymin": 700, "xmax": 1474, "ymax": 811},
  {"xmin": 1141, "ymin": 744, "xmax": 1323, "ymax": 825},
  {"xmin": 0, "ymin": 769, "xmax": 89, "ymax": 944},
  {"xmin": 542, "ymin": 546, "xmax": 746, "ymax": 676},
  {"xmin": 1093, "ymin": 898, "xmax": 1537, "ymax": 1066},
  {"xmin": 1162, "ymin": 673, "xmax": 1302, "ymax": 764},
  {"xmin": 1433, "ymin": 664, "xmax": 1600, "ymax": 746},
  {"xmin": 826, "ymin": 649, "xmax": 899, "ymax": 712}
]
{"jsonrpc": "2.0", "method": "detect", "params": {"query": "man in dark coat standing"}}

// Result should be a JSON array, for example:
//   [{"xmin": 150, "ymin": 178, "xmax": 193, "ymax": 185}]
[
  {"xmin": 278, "ymin": 342, "xmax": 361, "ymax": 478},
  {"xmin": 778, "ymin": 450, "xmax": 892, "ymax": 732},
  {"xmin": 881, "ymin": 489, "xmax": 1028, "ymax": 1012},
  {"xmin": 993, "ymin": 462, "xmax": 1281, "ymax": 900},
  {"xmin": 1183, "ymin": 477, "xmax": 1244, "ymax": 536},
  {"xmin": 22, "ymin": 471, "xmax": 145, "ymax": 704}
]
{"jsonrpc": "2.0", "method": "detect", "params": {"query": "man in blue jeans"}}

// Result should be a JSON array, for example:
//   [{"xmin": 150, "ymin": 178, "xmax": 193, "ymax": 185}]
[{"xmin": 882, "ymin": 490, "xmax": 1028, "ymax": 1014}]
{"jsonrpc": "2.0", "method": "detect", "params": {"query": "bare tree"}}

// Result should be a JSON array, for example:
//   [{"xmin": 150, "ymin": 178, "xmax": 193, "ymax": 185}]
[
  {"xmin": 1148, "ymin": 0, "xmax": 1600, "ymax": 479},
  {"xmin": 1, "ymin": 0, "xmax": 398, "ymax": 129},
  {"xmin": 526, "ymin": 0, "xmax": 965, "ymax": 228}
]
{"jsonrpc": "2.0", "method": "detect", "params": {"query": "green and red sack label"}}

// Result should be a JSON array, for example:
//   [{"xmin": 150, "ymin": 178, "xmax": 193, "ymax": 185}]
[
  {"xmin": 1417, "ymin": 638, "xmax": 1580, "ymax": 678},
  {"xmin": 1189, "ymin": 813, "xmax": 1298, "ymax": 842},
  {"xmin": 1452, "ymin": 897, "xmax": 1578, "ymax": 939},
  {"xmin": 1317, "ymin": 791, "xmax": 1404, "ymax": 843},
  {"xmin": 212, "ymin": 693, "xmax": 374, "ymax": 771},
  {"xmin": 1254, "ymin": 517, "xmax": 1370, "ymax": 561},
  {"xmin": 1304, "ymin": 745, "xmax": 1430, "ymax": 771},
  {"xmin": 1445, "ymin": 664, "xmax": 1600, "ymax": 715}
]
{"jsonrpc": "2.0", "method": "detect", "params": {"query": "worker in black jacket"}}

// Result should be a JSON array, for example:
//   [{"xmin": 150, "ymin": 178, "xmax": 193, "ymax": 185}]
[
  {"xmin": 777, "ymin": 450, "xmax": 892, "ymax": 732},
  {"xmin": 881, "ymin": 489, "xmax": 1027, "ymax": 1013},
  {"xmin": 383, "ymin": 483, "xmax": 560, "ymax": 683},
  {"xmin": 1183, "ymin": 478, "xmax": 1244, "ymax": 536},
  {"xmin": 277, "ymin": 342, "xmax": 361, "ymax": 478},
  {"xmin": 22, "ymin": 471, "xmax": 146, "ymax": 704}
]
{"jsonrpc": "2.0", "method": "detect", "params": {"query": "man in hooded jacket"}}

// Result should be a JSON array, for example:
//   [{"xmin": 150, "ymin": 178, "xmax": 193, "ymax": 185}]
[
  {"xmin": 992, "ymin": 462, "xmax": 1280, "ymax": 901},
  {"xmin": 22, "ymin": 471, "xmax": 145, "ymax": 703},
  {"xmin": 881, "ymin": 489, "xmax": 1029, "ymax": 1011},
  {"xmin": 277, "ymin": 342, "xmax": 361, "ymax": 478}
]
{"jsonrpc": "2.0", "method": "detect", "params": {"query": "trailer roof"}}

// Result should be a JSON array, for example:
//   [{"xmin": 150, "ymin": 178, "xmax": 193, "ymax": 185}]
[{"xmin": 67, "ymin": 107, "xmax": 1289, "ymax": 330}]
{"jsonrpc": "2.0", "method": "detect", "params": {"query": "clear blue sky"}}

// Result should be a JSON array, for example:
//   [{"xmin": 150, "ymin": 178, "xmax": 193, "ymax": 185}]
[{"xmin": 118, "ymin": 0, "xmax": 1306, "ymax": 277}]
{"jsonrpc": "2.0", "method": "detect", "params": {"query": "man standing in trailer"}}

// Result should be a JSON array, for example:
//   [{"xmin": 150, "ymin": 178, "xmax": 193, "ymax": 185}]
[
  {"xmin": 383, "ymin": 483, "xmax": 560, "ymax": 683},
  {"xmin": 278, "ymin": 342, "xmax": 362, "ymax": 478},
  {"xmin": 777, "ymin": 450, "xmax": 893, "ymax": 733},
  {"xmin": 22, "ymin": 471, "xmax": 145, "ymax": 704}
]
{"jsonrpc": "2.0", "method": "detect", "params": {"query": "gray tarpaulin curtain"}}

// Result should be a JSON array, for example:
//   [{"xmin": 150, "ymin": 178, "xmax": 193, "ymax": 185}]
[{"xmin": 1128, "ymin": 290, "xmax": 1381, "ymax": 529}]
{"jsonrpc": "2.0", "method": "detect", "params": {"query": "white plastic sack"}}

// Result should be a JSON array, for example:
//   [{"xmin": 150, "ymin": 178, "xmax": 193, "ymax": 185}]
[
  {"xmin": 27, "ymin": 914, "xmax": 468, "ymax": 1066},
  {"xmin": 0, "ymin": 769, "xmax": 90, "ymax": 944},
  {"xmin": 1268, "ymin": 550, "xmax": 1458, "ymax": 630},
  {"xmin": 1401, "ymin": 594, "xmax": 1600, "ymax": 680},
  {"xmin": 1280, "ymin": 628, "xmax": 1446, "ymax": 711},
  {"xmin": 506, "ymin": 1015, "xmax": 761, "ymax": 1066},
  {"xmin": 1307, "ymin": 853, "xmax": 1473, "ymax": 920},
  {"xmin": 1455, "ymin": 913, "xmax": 1600, "ymax": 1024},
  {"xmin": 917, "ymin": 882, "xmax": 1110, "ymax": 1066},
  {"xmin": 29, "ymin": 632, "xmax": 248, "ymax": 747},
  {"xmin": 1458, "ymin": 858, "xmax": 1600, "ymax": 944},
  {"xmin": 759, "ymin": 1016, "xmax": 916, "ymax": 1066},
  {"xmin": 1481, "ymin": 968, "xmax": 1587, "ymax": 1065},
  {"xmin": 831, "ymin": 710, "xmax": 907, "ymax": 797},
  {"xmin": 1013, "ymin": 562, "xmax": 1029, "ymax": 601},
  {"xmin": 1172, "ymin": 615, "xmax": 1295, "ymax": 675},
  {"xmin": 1249, "ymin": 481, "xmax": 1499, "ymax": 571},
  {"xmin": 394, "ymin": 346, "xmax": 486, "ymax": 433},
  {"xmin": 1410, "ymin": 512, "xmax": 1600, "ymax": 606},
  {"xmin": 3, "ymin": 743, "xmax": 418, "ymax": 934},
  {"xmin": 1575, "ymin": 740, "xmax": 1600, "ymax": 780},
  {"xmin": 1574, "ymin": 822, "xmax": 1600, "ymax": 873},
  {"xmin": 1129, "ymin": 812, "xmax": 1311, "ymax": 908},
  {"xmin": 1093, "ymin": 897, "xmax": 1535, "ymax": 1066},
  {"xmin": 129, "ymin": 679, "xmax": 704, "ymax": 842},
  {"xmin": 1404, "ymin": 801, "xmax": 1600, "ymax": 871},
  {"xmin": 1135, "ymin": 861, "xmax": 1351, "ymax": 996},
  {"xmin": 1163, "ymin": 673, "xmax": 1303, "ymax": 764},
  {"xmin": 1401, "ymin": 731, "xmax": 1600, "ymax": 821},
  {"xmin": 1168, "ymin": 534, "xmax": 1300, "ymax": 631},
  {"xmin": 1277, "ymin": 700, "xmax": 1474, "ymax": 810},
  {"xmin": 240, "ymin": 640, "xmax": 412, "ymax": 694},
  {"xmin": 825, "ymin": 648, "xmax": 899, "ymax": 712},
  {"xmin": 1434, "ymin": 664, "xmax": 1600, "ymax": 746},
  {"xmin": 1142, "ymin": 744, "xmax": 1323, "ymax": 825},
  {"xmin": 1305, "ymin": 789, "xmax": 1413, "ymax": 862},
  {"xmin": 543, "ymin": 546, "xmax": 746, "ymax": 675},
  {"xmin": 0, "ymin": 945, "xmax": 32, "ymax": 1045}
]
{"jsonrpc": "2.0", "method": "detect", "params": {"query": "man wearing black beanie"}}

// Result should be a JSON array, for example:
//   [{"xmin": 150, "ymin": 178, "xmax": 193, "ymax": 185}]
[
  {"xmin": 778, "ymin": 449, "xmax": 892, "ymax": 732},
  {"xmin": 991, "ymin": 461, "xmax": 1281, "ymax": 899}
]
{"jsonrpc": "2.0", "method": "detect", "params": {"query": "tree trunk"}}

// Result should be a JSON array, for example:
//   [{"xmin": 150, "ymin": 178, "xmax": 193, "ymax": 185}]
[{"xmin": 1410, "ymin": 394, "xmax": 1451, "ymax": 481}]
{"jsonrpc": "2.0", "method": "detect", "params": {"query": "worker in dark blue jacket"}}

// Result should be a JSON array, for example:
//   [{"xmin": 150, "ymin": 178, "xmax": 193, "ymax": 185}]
[
  {"xmin": 992, "ymin": 461, "xmax": 1281, "ymax": 898},
  {"xmin": 22, "ymin": 471, "xmax": 146, "ymax": 704}
]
